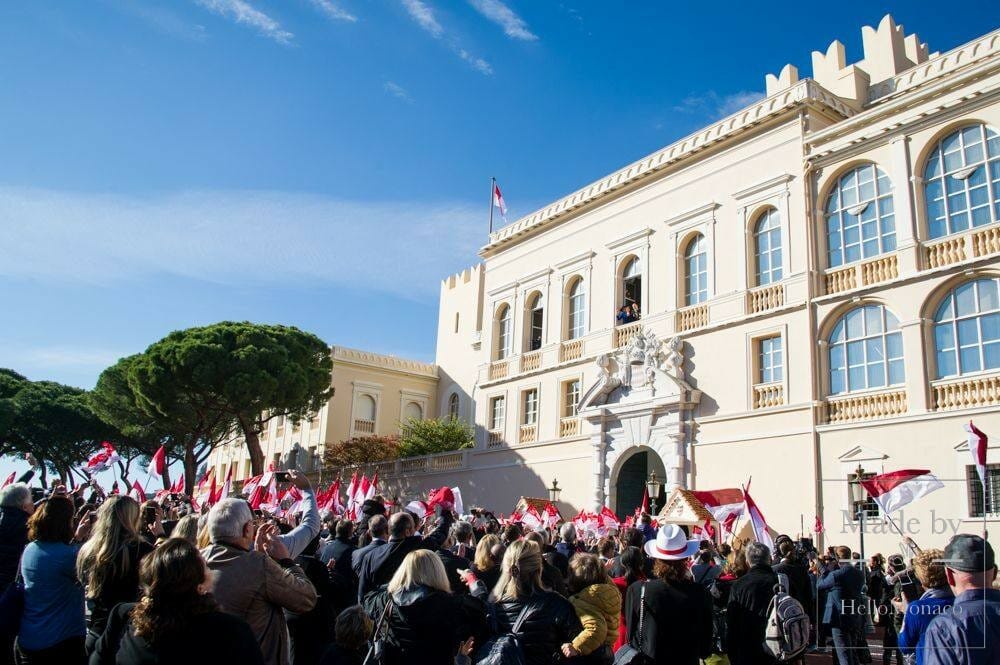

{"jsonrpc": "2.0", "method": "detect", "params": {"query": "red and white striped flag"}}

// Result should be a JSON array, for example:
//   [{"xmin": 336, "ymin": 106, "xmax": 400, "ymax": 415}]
[
  {"xmin": 1, "ymin": 472, "xmax": 15, "ymax": 489},
  {"xmin": 130, "ymin": 480, "xmax": 145, "ymax": 502},
  {"xmin": 742, "ymin": 485, "xmax": 773, "ymax": 550},
  {"xmin": 146, "ymin": 445, "xmax": 166, "ymax": 479},
  {"xmin": 860, "ymin": 469, "xmax": 944, "ymax": 515},
  {"xmin": 521, "ymin": 505, "xmax": 543, "ymax": 529},
  {"xmin": 85, "ymin": 442, "xmax": 121, "ymax": 475},
  {"xmin": 345, "ymin": 473, "xmax": 359, "ymax": 513},
  {"xmin": 493, "ymin": 181, "xmax": 507, "ymax": 221},
  {"xmin": 691, "ymin": 488, "xmax": 745, "ymax": 534},
  {"xmin": 965, "ymin": 421, "xmax": 989, "ymax": 492},
  {"xmin": 365, "ymin": 473, "xmax": 378, "ymax": 502}
]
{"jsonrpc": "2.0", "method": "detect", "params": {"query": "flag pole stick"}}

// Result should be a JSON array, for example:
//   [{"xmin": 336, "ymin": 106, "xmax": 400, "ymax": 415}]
[{"xmin": 488, "ymin": 176, "xmax": 495, "ymax": 235}]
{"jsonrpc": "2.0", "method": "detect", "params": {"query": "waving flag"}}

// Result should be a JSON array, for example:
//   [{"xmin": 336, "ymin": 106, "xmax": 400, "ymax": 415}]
[
  {"xmin": 146, "ymin": 445, "xmax": 166, "ymax": 479},
  {"xmin": 639, "ymin": 487, "xmax": 650, "ymax": 515},
  {"xmin": 365, "ymin": 473, "xmax": 378, "ymax": 501},
  {"xmin": 493, "ymin": 180, "xmax": 508, "ymax": 222},
  {"xmin": 130, "ymin": 480, "xmax": 145, "ymax": 502},
  {"xmin": 1, "ymin": 472, "xmax": 15, "ymax": 489},
  {"xmin": 691, "ymin": 488, "xmax": 745, "ymax": 533},
  {"xmin": 543, "ymin": 502, "xmax": 560, "ymax": 527},
  {"xmin": 85, "ymin": 442, "xmax": 121, "ymax": 475},
  {"xmin": 965, "ymin": 421, "xmax": 989, "ymax": 492},
  {"xmin": 743, "ymin": 485, "xmax": 773, "ymax": 550},
  {"xmin": 345, "ymin": 473, "xmax": 359, "ymax": 513},
  {"xmin": 860, "ymin": 469, "xmax": 944, "ymax": 515},
  {"xmin": 520, "ymin": 505, "xmax": 543, "ymax": 529},
  {"xmin": 451, "ymin": 486, "xmax": 464, "ymax": 516}
]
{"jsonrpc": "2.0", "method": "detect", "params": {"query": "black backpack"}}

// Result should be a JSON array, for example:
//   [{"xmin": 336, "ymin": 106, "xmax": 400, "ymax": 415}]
[{"xmin": 474, "ymin": 601, "xmax": 532, "ymax": 665}]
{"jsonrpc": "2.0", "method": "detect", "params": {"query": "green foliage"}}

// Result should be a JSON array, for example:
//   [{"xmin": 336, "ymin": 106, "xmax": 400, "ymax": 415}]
[
  {"xmin": 397, "ymin": 417, "xmax": 474, "ymax": 458},
  {"xmin": 324, "ymin": 434, "xmax": 400, "ymax": 468}
]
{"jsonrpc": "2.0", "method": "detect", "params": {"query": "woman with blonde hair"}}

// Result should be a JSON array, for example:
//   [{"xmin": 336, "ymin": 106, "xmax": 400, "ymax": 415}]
[
  {"xmin": 170, "ymin": 514, "xmax": 200, "ymax": 545},
  {"xmin": 463, "ymin": 540, "xmax": 581, "ymax": 665},
  {"xmin": 898, "ymin": 548, "xmax": 954, "ymax": 664},
  {"xmin": 471, "ymin": 533, "xmax": 502, "ymax": 591},
  {"xmin": 76, "ymin": 495, "xmax": 153, "ymax": 655},
  {"xmin": 362, "ymin": 550, "xmax": 485, "ymax": 665}
]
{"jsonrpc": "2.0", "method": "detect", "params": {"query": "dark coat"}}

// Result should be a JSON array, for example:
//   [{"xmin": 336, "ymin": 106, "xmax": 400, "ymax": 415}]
[
  {"xmin": 88, "ymin": 602, "xmax": 264, "ymax": 665},
  {"xmin": 350, "ymin": 538, "xmax": 385, "ymax": 578},
  {"xmin": 85, "ymin": 540, "xmax": 155, "ymax": 637},
  {"xmin": 436, "ymin": 548, "xmax": 471, "ymax": 595},
  {"xmin": 358, "ymin": 513, "xmax": 452, "ymax": 601},
  {"xmin": 817, "ymin": 563, "xmax": 865, "ymax": 628},
  {"xmin": 541, "ymin": 559, "xmax": 568, "ymax": 597},
  {"xmin": 773, "ymin": 557, "xmax": 814, "ymax": 620},
  {"xmin": 727, "ymin": 564, "xmax": 779, "ymax": 665},
  {"xmin": 0, "ymin": 507, "xmax": 29, "ymax": 592},
  {"xmin": 318, "ymin": 643, "xmax": 364, "ymax": 665},
  {"xmin": 624, "ymin": 578, "xmax": 713, "ymax": 665},
  {"xmin": 286, "ymin": 554, "xmax": 338, "ymax": 665},
  {"xmin": 363, "ymin": 585, "xmax": 486, "ymax": 665},
  {"xmin": 546, "ymin": 548, "xmax": 570, "ymax": 579},
  {"xmin": 483, "ymin": 589, "xmax": 581, "ymax": 665}
]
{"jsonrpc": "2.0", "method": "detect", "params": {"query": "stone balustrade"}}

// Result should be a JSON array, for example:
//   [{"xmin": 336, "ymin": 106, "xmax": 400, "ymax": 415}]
[
  {"xmin": 519, "ymin": 424, "xmax": 537, "ymax": 444},
  {"xmin": 560, "ymin": 417, "xmax": 580, "ymax": 438},
  {"xmin": 925, "ymin": 236, "xmax": 967, "ymax": 268},
  {"xmin": 861, "ymin": 254, "xmax": 899, "ymax": 286},
  {"xmin": 520, "ymin": 351, "xmax": 541, "ymax": 372},
  {"xmin": 932, "ymin": 374, "xmax": 1000, "ymax": 411},
  {"xmin": 824, "ymin": 265, "xmax": 857, "ymax": 294},
  {"xmin": 615, "ymin": 321, "xmax": 643, "ymax": 348},
  {"xmin": 487, "ymin": 430, "xmax": 504, "ymax": 448},
  {"xmin": 747, "ymin": 283, "xmax": 785, "ymax": 315},
  {"xmin": 676, "ymin": 304, "xmax": 709, "ymax": 332},
  {"xmin": 353, "ymin": 419, "xmax": 375, "ymax": 434},
  {"xmin": 821, "ymin": 389, "xmax": 907, "ymax": 424},
  {"xmin": 752, "ymin": 382, "xmax": 784, "ymax": 409},
  {"xmin": 560, "ymin": 339, "xmax": 583, "ymax": 362},
  {"xmin": 972, "ymin": 225, "xmax": 1000, "ymax": 257},
  {"xmin": 488, "ymin": 361, "xmax": 509, "ymax": 381}
]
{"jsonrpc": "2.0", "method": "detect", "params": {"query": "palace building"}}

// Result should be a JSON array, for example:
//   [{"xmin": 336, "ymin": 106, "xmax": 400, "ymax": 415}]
[{"xmin": 211, "ymin": 16, "xmax": 1000, "ymax": 553}]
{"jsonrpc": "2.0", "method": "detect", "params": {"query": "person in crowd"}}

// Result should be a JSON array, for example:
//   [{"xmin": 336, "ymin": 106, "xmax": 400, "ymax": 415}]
[
  {"xmin": 623, "ymin": 525, "xmax": 711, "ymax": 665},
  {"xmin": 922, "ymin": 534, "xmax": 998, "ymax": 665},
  {"xmin": 171, "ymin": 514, "xmax": 200, "ymax": 545},
  {"xmin": 351, "ymin": 515, "xmax": 388, "ymax": 578},
  {"xmin": 897, "ymin": 548, "xmax": 953, "ymax": 665},
  {"xmin": 817, "ymin": 545, "xmax": 866, "ymax": 665},
  {"xmin": 616, "ymin": 306, "xmax": 631, "ymax": 325},
  {"xmin": 610, "ymin": 546, "xmax": 645, "ymax": 653},
  {"xmin": 437, "ymin": 530, "xmax": 472, "ymax": 595},
  {"xmin": 16, "ymin": 494, "xmax": 91, "ymax": 665},
  {"xmin": 501, "ymin": 522, "xmax": 523, "ymax": 546},
  {"xmin": 75, "ymin": 496, "xmax": 153, "ymax": 654},
  {"xmin": 88, "ymin": 537, "xmax": 264, "ymax": 665},
  {"xmin": 464, "ymin": 540, "xmax": 580, "ymax": 665},
  {"xmin": 275, "ymin": 472, "xmax": 322, "ymax": 559},
  {"xmin": 553, "ymin": 523, "xmax": 580, "ymax": 576},
  {"xmin": 596, "ymin": 538, "xmax": 616, "ymax": 571},
  {"xmin": 560, "ymin": 553, "xmax": 620, "ymax": 664},
  {"xmin": 364, "ymin": 549, "xmax": 485, "ymax": 665},
  {"xmin": 868, "ymin": 553, "xmax": 902, "ymax": 665},
  {"xmin": 727, "ymin": 541, "xmax": 779, "ymax": 665},
  {"xmin": 354, "ymin": 499, "xmax": 387, "ymax": 549},
  {"xmin": 318, "ymin": 606, "xmax": 372, "ymax": 665},
  {"xmin": 287, "ymin": 534, "xmax": 338, "ymax": 665},
  {"xmin": 0, "ymin": 484, "xmax": 34, "ymax": 593},
  {"xmin": 451, "ymin": 521, "xmax": 475, "ymax": 560},
  {"xmin": 319, "ymin": 519, "xmax": 356, "ymax": 583},
  {"xmin": 137, "ymin": 502, "xmax": 164, "ymax": 548},
  {"xmin": 629, "ymin": 303, "xmax": 641, "ymax": 321},
  {"xmin": 471, "ymin": 533, "xmax": 502, "ymax": 592},
  {"xmin": 636, "ymin": 514, "xmax": 656, "ymax": 543},
  {"xmin": 608, "ymin": 528, "xmax": 646, "ymax": 579},
  {"xmin": 773, "ymin": 539, "xmax": 814, "ymax": 625},
  {"xmin": 524, "ymin": 531, "xmax": 568, "ymax": 596},
  {"xmin": 202, "ymin": 498, "xmax": 318, "ymax": 665},
  {"xmin": 357, "ymin": 508, "xmax": 453, "ymax": 602},
  {"xmin": 692, "ymin": 549, "xmax": 722, "ymax": 587}
]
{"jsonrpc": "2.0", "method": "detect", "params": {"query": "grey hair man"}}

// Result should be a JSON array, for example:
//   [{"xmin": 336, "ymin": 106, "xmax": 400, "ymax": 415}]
[
  {"xmin": 0, "ymin": 483, "xmax": 34, "ymax": 593},
  {"xmin": 727, "ymin": 541, "xmax": 779, "ymax": 663},
  {"xmin": 202, "ymin": 498, "xmax": 317, "ymax": 665}
]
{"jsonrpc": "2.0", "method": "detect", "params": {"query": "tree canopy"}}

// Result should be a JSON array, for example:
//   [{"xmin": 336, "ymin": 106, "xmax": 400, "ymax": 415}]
[
  {"xmin": 397, "ymin": 416, "xmax": 474, "ymax": 458},
  {"xmin": 323, "ymin": 434, "xmax": 400, "ymax": 469}
]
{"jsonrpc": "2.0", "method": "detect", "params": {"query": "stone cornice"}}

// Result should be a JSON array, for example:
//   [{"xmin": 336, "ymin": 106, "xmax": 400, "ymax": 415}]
[
  {"xmin": 331, "ymin": 346, "xmax": 437, "ymax": 378},
  {"xmin": 731, "ymin": 174, "xmax": 795, "ymax": 201},
  {"xmin": 663, "ymin": 202, "xmax": 720, "ymax": 228},
  {"xmin": 480, "ymin": 79, "xmax": 854, "ymax": 256}
]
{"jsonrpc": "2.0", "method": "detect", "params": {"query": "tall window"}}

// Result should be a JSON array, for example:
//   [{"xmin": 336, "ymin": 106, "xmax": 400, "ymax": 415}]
[
  {"xmin": 684, "ymin": 234, "xmax": 708, "ymax": 306},
  {"xmin": 403, "ymin": 401, "xmax": 423, "ymax": 421},
  {"xmin": 621, "ymin": 257, "xmax": 642, "ymax": 312},
  {"xmin": 968, "ymin": 464, "xmax": 1000, "ymax": 517},
  {"xmin": 567, "ymin": 278, "xmax": 586, "ymax": 340},
  {"xmin": 924, "ymin": 124, "xmax": 1000, "ymax": 239},
  {"xmin": 489, "ymin": 396, "xmax": 505, "ymax": 431},
  {"xmin": 526, "ymin": 293, "xmax": 544, "ymax": 351},
  {"xmin": 754, "ymin": 208, "xmax": 783, "ymax": 286},
  {"xmin": 522, "ymin": 389, "xmax": 539, "ymax": 425},
  {"xmin": 758, "ymin": 336, "xmax": 783, "ymax": 384},
  {"xmin": 563, "ymin": 379, "xmax": 580, "ymax": 417},
  {"xmin": 933, "ymin": 278, "xmax": 1000, "ymax": 378},
  {"xmin": 825, "ymin": 164, "xmax": 896, "ymax": 267},
  {"xmin": 448, "ymin": 393, "xmax": 460, "ymax": 418},
  {"xmin": 849, "ymin": 472, "xmax": 881, "ymax": 521},
  {"xmin": 496, "ymin": 305, "xmax": 512, "ymax": 360},
  {"xmin": 828, "ymin": 305, "xmax": 904, "ymax": 395}
]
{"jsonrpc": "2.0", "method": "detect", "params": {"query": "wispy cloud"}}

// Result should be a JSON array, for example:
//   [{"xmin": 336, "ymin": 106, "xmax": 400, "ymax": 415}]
[
  {"xmin": 399, "ymin": 0, "xmax": 492, "ymax": 75},
  {"xmin": 5, "ymin": 345, "xmax": 126, "ymax": 371},
  {"xmin": 673, "ymin": 90, "xmax": 765, "ymax": 120},
  {"xmin": 194, "ymin": 0, "xmax": 293, "ymax": 44},
  {"xmin": 401, "ymin": 0, "xmax": 443, "ymax": 38},
  {"xmin": 307, "ymin": 0, "xmax": 357, "ymax": 23},
  {"xmin": 0, "ymin": 186, "xmax": 483, "ymax": 302},
  {"xmin": 383, "ymin": 81, "xmax": 413, "ymax": 103},
  {"xmin": 468, "ymin": 0, "xmax": 537, "ymax": 41},
  {"xmin": 111, "ymin": 0, "xmax": 207, "ymax": 41}
]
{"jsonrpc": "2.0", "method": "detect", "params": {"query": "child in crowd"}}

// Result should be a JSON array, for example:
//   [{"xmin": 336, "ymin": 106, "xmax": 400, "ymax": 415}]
[{"xmin": 561, "ymin": 553, "xmax": 621, "ymax": 665}]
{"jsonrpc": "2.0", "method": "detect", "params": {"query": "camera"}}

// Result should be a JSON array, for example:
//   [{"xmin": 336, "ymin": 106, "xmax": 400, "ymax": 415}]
[{"xmin": 274, "ymin": 471, "xmax": 291, "ymax": 483}]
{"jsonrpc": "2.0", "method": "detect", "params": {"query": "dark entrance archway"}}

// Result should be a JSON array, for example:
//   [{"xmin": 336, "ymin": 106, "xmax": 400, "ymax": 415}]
[{"xmin": 613, "ymin": 450, "xmax": 666, "ymax": 520}]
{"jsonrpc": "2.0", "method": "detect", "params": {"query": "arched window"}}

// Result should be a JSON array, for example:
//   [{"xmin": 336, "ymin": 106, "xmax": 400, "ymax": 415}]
[
  {"xmin": 684, "ymin": 234, "xmax": 708, "ymax": 306},
  {"xmin": 567, "ymin": 278, "xmax": 586, "ymax": 340},
  {"xmin": 403, "ymin": 401, "xmax": 423, "ymax": 421},
  {"xmin": 828, "ymin": 305, "xmax": 904, "ymax": 395},
  {"xmin": 448, "ymin": 393, "xmax": 460, "ymax": 418},
  {"xmin": 621, "ymin": 257, "xmax": 642, "ymax": 313},
  {"xmin": 495, "ymin": 304, "xmax": 512, "ymax": 360},
  {"xmin": 933, "ymin": 277, "xmax": 1000, "ymax": 378},
  {"xmin": 525, "ymin": 292, "xmax": 544, "ymax": 351},
  {"xmin": 924, "ymin": 124, "xmax": 1000, "ymax": 239},
  {"xmin": 754, "ymin": 208, "xmax": 783, "ymax": 286},
  {"xmin": 825, "ymin": 164, "xmax": 896, "ymax": 268},
  {"xmin": 354, "ymin": 394, "xmax": 377, "ymax": 421}
]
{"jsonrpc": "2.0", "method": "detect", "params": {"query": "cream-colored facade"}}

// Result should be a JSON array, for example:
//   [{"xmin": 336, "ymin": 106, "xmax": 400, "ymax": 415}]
[
  {"xmin": 417, "ymin": 16, "xmax": 1000, "ymax": 553},
  {"xmin": 209, "ymin": 346, "xmax": 437, "ymax": 482}
]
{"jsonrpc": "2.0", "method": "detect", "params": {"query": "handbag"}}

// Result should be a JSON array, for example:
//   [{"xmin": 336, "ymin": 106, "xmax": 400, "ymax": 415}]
[
  {"xmin": 613, "ymin": 583, "xmax": 646, "ymax": 665},
  {"xmin": 363, "ymin": 594, "xmax": 395, "ymax": 665},
  {"xmin": 0, "ymin": 561, "xmax": 25, "ymax": 639}
]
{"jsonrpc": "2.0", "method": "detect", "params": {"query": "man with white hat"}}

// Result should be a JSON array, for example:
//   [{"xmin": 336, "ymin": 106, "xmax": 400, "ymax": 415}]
[{"xmin": 623, "ymin": 524, "xmax": 713, "ymax": 665}]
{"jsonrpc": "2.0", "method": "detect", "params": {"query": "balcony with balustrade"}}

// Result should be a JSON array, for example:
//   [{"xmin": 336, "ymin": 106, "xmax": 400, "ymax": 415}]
[
  {"xmin": 676, "ymin": 303, "xmax": 709, "ymax": 332},
  {"xmin": 353, "ymin": 418, "xmax": 375, "ymax": 435},
  {"xmin": 560, "ymin": 339, "xmax": 584, "ymax": 362},
  {"xmin": 820, "ymin": 389, "xmax": 908, "ymax": 424},
  {"xmin": 746, "ymin": 283, "xmax": 785, "ymax": 315},
  {"xmin": 932, "ymin": 373, "xmax": 1000, "ymax": 411},
  {"xmin": 924, "ymin": 223, "xmax": 1000, "ymax": 269},
  {"xmin": 823, "ymin": 253, "xmax": 900, "ymax": 296},
  {"xmin": 519, "ymin": 424, "xmax": 537, "ymax": 444},
  {"xmin": 614, "ymin": 321, "xmax": 642, "ymax": 348},
  {"xmin": 559, "ymin": 417, "xmax": 580, "ymax": 438},
  {"xmin": 752, "ymin": 382, "xmax": 784, "ymax": 409}
]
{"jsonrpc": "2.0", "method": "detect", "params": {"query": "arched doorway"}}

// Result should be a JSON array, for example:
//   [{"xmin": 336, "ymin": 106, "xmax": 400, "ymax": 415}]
[{"xmin": 612, "ymin": 448, "xmax": 667, "ymax": 520}]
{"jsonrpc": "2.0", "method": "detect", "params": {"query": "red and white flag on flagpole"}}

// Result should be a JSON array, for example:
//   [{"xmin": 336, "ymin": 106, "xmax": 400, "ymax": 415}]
[
  {"xmin": 742, "ymin": 485, "xmax": 773, "ymax": 550},
  {"xmin": 493, "ymin": 181, "xmax": 507, "ymax": 222},
  {"xmin": 85, "ymin": 442, "xmax": 121, "ymax": 475},
  {"xmin": 1, "ymin": 472, "xmax": 15, "ymax": 489},
  {"xmin": 965, "ymin": 421, "xmax": 988, "ymax": 492},
  {"xmin": 365, "ymin": 473, "xmax": 378, "ymax": 502},
  {"xmin": 130, "ymin": 480, "xmax": 145, "ymax": 502},
  {"xmin": 860, "ymin": 469, "xmax": 944, "ymax": 515},
  {"xmin": 146, "ymin": 445, "xmax": 166, "ymax": 479},
  {"xmin": 345, "ymin": 473, "xmax": 359, "ymax": 513},
  {"xmin": 690, "ymin": 488, "xmax": 745, "ymax": 534},
  {"xmin": 639, "ymin": 487, "xmax": 650, "ymax": 515}
]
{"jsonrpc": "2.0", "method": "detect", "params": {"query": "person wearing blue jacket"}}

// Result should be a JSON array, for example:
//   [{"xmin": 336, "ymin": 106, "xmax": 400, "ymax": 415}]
[{"xmin": 897, "ymin": 549, "xmax": 953, "ymax": 665}]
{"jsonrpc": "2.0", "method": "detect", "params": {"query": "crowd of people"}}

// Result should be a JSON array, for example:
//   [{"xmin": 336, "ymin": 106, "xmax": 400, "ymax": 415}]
[{"xmin": 0, "ymin": 473, "xmax": 995, "ymax": 665}]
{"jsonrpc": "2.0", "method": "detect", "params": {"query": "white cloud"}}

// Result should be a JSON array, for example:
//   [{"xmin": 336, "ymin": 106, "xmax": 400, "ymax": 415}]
[
  {"xmin": 383, "ymin": 81, "xmax": 414, "ymax": 103},
  {"xmin": 468, "ymin": 0, "xmax": 537, "ymax": 41},
  {"xmin": 194, "ymin": 0, "xmax": 293, "ymax": 44},
  {"xmin": 8, "ymin": 346, "xmax": 125, "ymax": 371},
  {"xmin": 673, "ymin": 90, "xmax": 765, "ymax": 120},
  {"xmin": 400, "ymin": 0, "xmax": 443, "ymax": 38},
  {"xmin": 0, "ymin": 186, "xmax": 484, "ymax": 302},
  {"xmin": 458, "ymin": 49, "xmax": 493, "ymax": 75},
  {"xmin": 112, "ymin": 0, "xmax": 208, "ymax": 41},
  {"xmin": 308, "ymin": 0, "xmax": 357, "ymax": 23}
]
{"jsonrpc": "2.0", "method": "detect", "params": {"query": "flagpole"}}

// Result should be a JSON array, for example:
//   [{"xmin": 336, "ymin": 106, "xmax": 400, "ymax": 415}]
[{"xmin": 488, "ymin": 176, "xmax": 495, "ymax": 235}]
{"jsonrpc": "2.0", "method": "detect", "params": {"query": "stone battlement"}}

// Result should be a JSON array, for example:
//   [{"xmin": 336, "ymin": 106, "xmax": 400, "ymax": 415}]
[{"xmin": 442, "ymin": 264, "xmax": 484, "ymax": 290}]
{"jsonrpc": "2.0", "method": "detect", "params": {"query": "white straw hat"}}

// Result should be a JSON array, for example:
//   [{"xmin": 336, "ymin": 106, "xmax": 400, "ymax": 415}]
[{"xmin": 643, "ymin": 523, "xmax": 700, "ymax": 561}]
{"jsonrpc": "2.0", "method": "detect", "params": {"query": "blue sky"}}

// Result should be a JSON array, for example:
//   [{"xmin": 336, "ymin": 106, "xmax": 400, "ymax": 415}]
[{"xmin": 1, "ymin": 0, "xmax": 996, "ymax": 398}]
